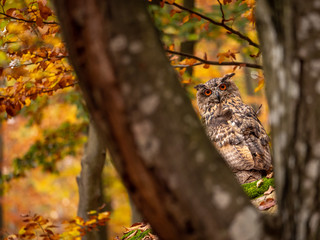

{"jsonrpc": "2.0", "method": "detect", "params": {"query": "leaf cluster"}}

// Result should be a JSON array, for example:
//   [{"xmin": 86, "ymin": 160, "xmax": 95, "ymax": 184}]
[
  {"xmin": 5, "ymin": 210, "xmax": 110, "ymax": 240},
  {"xmin": 0, "ymin": 0, "xmax": 76, "ymax": 117}
]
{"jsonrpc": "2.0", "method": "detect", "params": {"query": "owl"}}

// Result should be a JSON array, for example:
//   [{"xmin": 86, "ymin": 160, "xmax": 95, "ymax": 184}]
[{"xmin": 194, "ymin": 73, "xmax": 272, "ymax": 184}]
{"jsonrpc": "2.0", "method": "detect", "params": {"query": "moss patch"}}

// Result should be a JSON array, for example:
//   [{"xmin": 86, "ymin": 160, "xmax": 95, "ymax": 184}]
[{"xmin": 242, "ymin": 177, "xmax": 275, "ymax": 199}]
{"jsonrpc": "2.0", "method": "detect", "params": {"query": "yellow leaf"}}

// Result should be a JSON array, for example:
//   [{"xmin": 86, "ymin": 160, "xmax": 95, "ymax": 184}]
[
  {"xmin": 254, "ymin": 79, "xmax": 265, "ymax": 92},
  {"xmin": 25, "ymin": 98, "xmax": 31, "ymax": 106}
]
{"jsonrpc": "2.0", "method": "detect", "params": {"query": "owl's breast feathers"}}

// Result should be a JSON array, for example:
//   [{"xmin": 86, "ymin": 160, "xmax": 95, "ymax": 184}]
[{"xmin": 203, "ymin": 101, "xmax": 272, "ymax": 179}]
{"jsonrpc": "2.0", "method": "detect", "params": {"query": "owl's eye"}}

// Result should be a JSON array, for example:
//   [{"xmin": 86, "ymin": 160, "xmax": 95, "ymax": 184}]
[
  {"xmin": 219, "ymin": 83, "xmax": 227, "ymax": 91},
  {"xmin": 204, "ymin": 89, "xmax": 212, "ymax": 96}
]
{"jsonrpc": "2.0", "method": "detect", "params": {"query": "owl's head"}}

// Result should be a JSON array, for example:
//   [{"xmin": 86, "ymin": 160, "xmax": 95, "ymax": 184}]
[{"xmin": 194, "ymin": 73, "xmax": 241, "ymax": 113}]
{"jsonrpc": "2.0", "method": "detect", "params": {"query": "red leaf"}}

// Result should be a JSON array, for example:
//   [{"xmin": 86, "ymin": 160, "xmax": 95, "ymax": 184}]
[
  {"xmin": 38, "ymin": 1, "xmax": 52, "ymax": 20},
  {"xmin": 6, "ymin": 8, "xmax": 16, "ymax": 16},
  {"xmin": 258, "ymin": 198, "xmax": 276, "ymax": 211},
  {"xmin": 191, "ymin": 13, "xmax": 201, "ymax": 21}
]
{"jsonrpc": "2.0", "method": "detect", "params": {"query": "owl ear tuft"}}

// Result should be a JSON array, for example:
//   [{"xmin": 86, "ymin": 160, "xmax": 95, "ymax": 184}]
[
  {"xmin": 221, "ymin": 73, "xmax": 235, "ymax": 82},
  {"xmin": 194, "ymin": 84, "xmax": 205, "ymax": 91}
]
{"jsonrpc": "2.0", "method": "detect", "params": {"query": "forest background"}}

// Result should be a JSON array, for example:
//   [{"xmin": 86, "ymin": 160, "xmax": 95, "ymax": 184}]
[{"xmin": 0, "ymin": 0, "xmax": 265, "ymax": 239}]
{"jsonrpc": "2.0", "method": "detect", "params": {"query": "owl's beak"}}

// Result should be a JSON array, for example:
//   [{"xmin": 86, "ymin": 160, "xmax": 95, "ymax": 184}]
[{"xmin": 215, "ymin": 92, "xmax": 221, "ymax": 103}]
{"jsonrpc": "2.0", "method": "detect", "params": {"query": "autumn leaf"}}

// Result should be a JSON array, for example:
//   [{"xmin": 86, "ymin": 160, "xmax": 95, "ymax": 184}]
[
  {"xmin": 38, "ymin": 1, "xmax": 52, "ymax": 20},
  {"xmin": 203, "ymin": 53, "xmax": 210, "ymax": 68},
  {"xmin": 182, "ymin": 15, "xmax": 190, "ymax": 24},
  {"xmin": 170, "ymin": 9, "xmax": 182, "ymax": 17},
  {"xmin": 242, "ymin": 8, "xmax": 255, "ymax": 24},
  {"xmin": 223, "ymin": 0, "xmax": 233, "ymax": 4},
  {"xmin": 242, "ymin": 0, "xmax": 255, "ymax": 8},
  {"xmin": 181, "ymin": 78, "xmax": 191, "ymax": 84},
  {"xmin": 254, "ymin": 76, "xmax": 265, "ymax": 92},
  {"xmin": 258, "ymin": 198, "xmax": 276, "ymax": 211},
  {"xmin": 5, "ymin": 8, "xmax": 16, "ymax": 16},
  {"xmin": 191, "ymin": 13, "xmax": 201, "ymax": 21},
  {"xmin": 200, "ymin": 22, "xmax": 210, "ymax": 31},
  {"xmin": 179, "ymin": 68, "xmax": 186, "ymax": 76},
  {"xmin": 217, "ymin": 50, "xmax": 239, "ymax": 63},
  {"xmin": 264, "ymin": 186, "xmax": 275, "ymax": 195},
  {"xmin": 184, "ymin": 58, "xmax": 197, "ymax": 66}
]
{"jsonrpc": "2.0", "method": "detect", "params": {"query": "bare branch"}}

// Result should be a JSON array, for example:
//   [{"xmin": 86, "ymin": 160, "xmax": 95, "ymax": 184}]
[
  {"xmin": 217, "ymin": 0, "xmax": 225, "ymax": 23},
  {"xmin": 165, "ymin": 1, "xmax": 260, "ymax": 49},
  {"xmin": 167, "ymin": 49, "xmax": 263, "ymax": 69}
]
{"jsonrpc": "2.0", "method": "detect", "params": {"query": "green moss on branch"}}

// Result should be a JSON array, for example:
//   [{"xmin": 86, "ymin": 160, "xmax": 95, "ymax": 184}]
[{"xmin": 242, "ymin": 177, "xmax": 275, "ymax": 199}]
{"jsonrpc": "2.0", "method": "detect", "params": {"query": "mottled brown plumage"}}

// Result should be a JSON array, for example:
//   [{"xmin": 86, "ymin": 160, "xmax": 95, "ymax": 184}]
[{"xmin": 195, "ymin": 73, "xmax": 272, "ymax": 184}]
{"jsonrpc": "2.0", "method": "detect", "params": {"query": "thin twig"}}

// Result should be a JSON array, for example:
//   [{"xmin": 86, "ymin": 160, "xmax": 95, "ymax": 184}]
[
  {"xmin": 165, "ymin": 1, "xmax": 260, "ymax": 49},
  {"xmin": 0, "ymin": 12, "xmax": 58, "ymax": 24},
  {"xmin": 217, "ymin": 0, "xmax": 225, "ymax": 23},
  {"xmin": 167, "ymin": 49, "xmax": 262, "ymax": 69}
]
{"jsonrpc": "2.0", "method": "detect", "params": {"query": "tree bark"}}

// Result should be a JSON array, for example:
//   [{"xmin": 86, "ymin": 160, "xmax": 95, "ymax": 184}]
[
  {"xmin": 54, "ymin": 0, "xmax": 262, "ymax": 240},
  {"xmin": 256, "ymin": 0, "xmax": 320, "ymax": 239},
  {"xmin": 77, "ymin": 120, "xmax": 108, "ymax": 240}
]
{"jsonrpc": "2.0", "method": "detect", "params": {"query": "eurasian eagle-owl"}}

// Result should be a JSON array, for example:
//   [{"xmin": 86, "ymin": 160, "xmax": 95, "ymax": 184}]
[{"xmin": 194, "ymin": 73, "xmax": 272, "ymax": 184}]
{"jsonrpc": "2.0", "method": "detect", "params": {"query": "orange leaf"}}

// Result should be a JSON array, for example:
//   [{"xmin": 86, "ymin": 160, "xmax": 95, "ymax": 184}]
[
  {"xmin": 217, "ymin": 50, "xmax": 239, "ymax": 63},
  {"xmin": 254, "ymin": 78, "xmax": 265, "ymax": 92},
  {"xmin": 185, "ymin": 58, "xmax": 197, "ymax": 66},
  {"xmin": 241, "ymin": 8, "xmax": 255, "ymax": 24},
  {"xmin": 191, "ymin": 13, "xmax": 201, "ymax": 21},
  {"xmin": 182, "ymin": 15, "xmax": 189, "ymax": 24},
  {"xmin": 170, "ymin": 9, "xmax": 179, "ymax": 17},
  {"xmin": 168, "ymin": 44, "xmax": 175, "ymax": 51},
  {"xmin": 167, "ymin": 0, "xmax": 175, "ymax": 4},
  {"xmin": 203, "ymin": 63, "xmax": 210, "ymax": 69},
  {"xmin": 181, "ymin": 78, "xmax": 191, "ymax": 84}
]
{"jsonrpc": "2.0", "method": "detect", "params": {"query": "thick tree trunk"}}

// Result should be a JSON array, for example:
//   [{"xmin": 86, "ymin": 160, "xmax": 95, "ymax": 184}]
[
  {"xmin": 54, "ymin": 0, "xmax": 263, "ymax": 239},
  {"xmin": 256, "ymin": 0, "xmax": 320, "ymax": 239},
  {"xmin": 77, "ymin": 120, "xmax": 108, "ymax": 240}
]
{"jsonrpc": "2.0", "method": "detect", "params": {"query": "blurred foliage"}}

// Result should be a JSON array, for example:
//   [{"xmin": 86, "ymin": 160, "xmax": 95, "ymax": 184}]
[
  {"xmin": 2, "ymin": 121, "xmax": 87, "ymax": 184},
  {"xmin": 4, "ymin": 211, "xmax": 110, "ymax": 240}
]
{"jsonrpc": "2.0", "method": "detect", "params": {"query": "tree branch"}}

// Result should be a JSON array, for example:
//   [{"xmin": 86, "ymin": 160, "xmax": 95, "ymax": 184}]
[
  {"xmin": 0, "ymin": 81, "xmax": 78, "ymax": 98},
  {"xmin": 217, "ymin": 0, "xmax": 225, "ymax": 23},
  {"xmin": 166, "ymin": 1, "xmax": 260, "ymax": 49},
  {"xmin": 0, "ymin": 12, "xmax": 58, "ymax": 24},
  {"xmin": 167, "ymin": 49, "xmax": 263, "ymax": 69}
]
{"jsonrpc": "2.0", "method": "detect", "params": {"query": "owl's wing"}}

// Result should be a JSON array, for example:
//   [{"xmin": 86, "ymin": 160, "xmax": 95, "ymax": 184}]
[
  {"xmin": 238, "ymin": 106, "xmax": 272, "ymax": 171},
  {"xmin": 207, "ymin": 121, "xmax": 256, "ymax": 171},
  {"xmin": 218, "ymin": 143, "xmax": 255, "ymax": 171}
]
